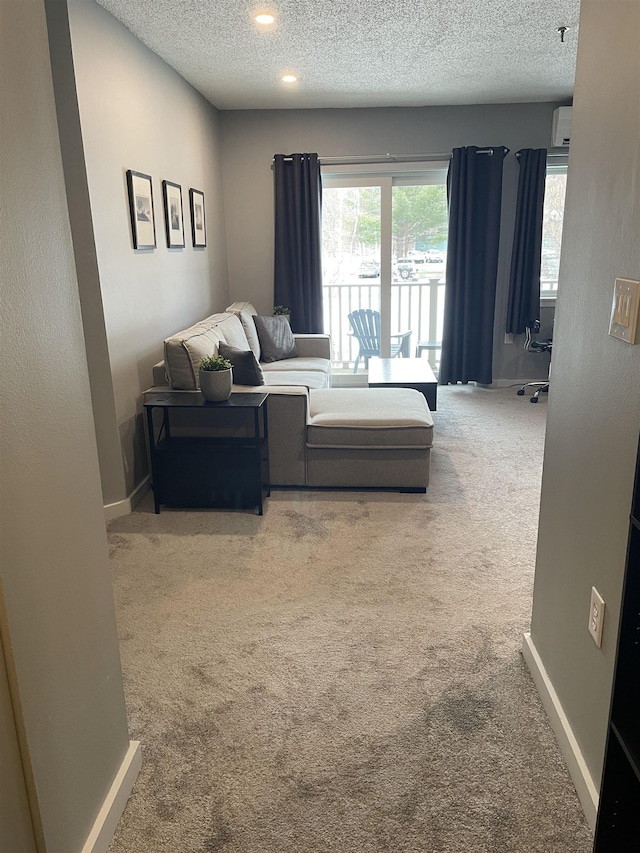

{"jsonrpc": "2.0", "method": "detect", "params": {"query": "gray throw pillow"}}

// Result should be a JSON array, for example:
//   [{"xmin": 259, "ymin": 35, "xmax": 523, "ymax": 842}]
[
  {"xmin": 218, "ymin": 343, "xmax": 265, "ymax": 386},
  {"xmin": 253, "ymin": 315, "xmax": 298, "ymax": 363}
]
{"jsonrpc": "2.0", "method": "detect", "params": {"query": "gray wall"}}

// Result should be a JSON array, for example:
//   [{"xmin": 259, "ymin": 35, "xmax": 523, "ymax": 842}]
[
  {"xmin": 530, "ymin": 0, "xmax": 640, "ymax": 787},
  {"xmin": 59, "ymin": 0, "xmax": 230, "ymax": 503},
  {"xmin": 0, "ymin": 632, "xmax": 36, "ymax": 852},
  {"xmin": 220, "ymin": 103, "xmax": 563, "ymax": 381},
  {"xmin": 0, "ymin": 0, "xmax": 131, "ymax": 849}
]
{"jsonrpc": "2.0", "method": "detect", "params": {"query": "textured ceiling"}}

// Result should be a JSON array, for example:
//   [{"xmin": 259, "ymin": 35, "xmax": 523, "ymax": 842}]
[{"xmin": 95, "ymin": 0, "xmax": 580, "ymax": 110}]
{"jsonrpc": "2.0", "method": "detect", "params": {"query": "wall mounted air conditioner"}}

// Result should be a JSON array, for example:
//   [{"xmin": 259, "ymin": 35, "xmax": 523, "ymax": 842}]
[{"xmin": 552, "ymin": 106, "xmax": 572, "ymax": 147}]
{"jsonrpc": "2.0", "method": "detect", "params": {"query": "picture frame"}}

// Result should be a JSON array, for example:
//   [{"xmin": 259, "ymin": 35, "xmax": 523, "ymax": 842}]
[
  {"xmin": 189, "ymin": 188, "xmax": 207, "ymax": 247},
  {"xmin": 162, "ymin": 180, "xmax": 185, "ymax": 248},
  {"xmin": 126, "ymin": 170, "xmax": 156, "ymax": 249}
]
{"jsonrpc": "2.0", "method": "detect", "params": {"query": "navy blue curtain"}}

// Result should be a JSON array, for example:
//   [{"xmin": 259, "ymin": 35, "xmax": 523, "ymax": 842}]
[
  {"xmin": 439, "ymin": 146, "xmax": 508, "ymax": 386},
  {"xmin": 273, "ymin": 153, "xmax": 324, "ymax": 333},
  {"xmin": 505, "ymin": 149, "xmax": 548, "ymax": 334}
]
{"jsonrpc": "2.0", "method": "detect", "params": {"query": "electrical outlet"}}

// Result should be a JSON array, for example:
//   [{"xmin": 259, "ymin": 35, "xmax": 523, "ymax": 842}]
[{"xmin": 588, "ymin": 586, "xmax": 605, "ymax": 647}]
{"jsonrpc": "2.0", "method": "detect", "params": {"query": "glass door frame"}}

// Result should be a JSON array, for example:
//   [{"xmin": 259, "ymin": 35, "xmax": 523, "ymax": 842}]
[
  {"xmin": 322, "ymin": 163, "xmax": 449, "ymax": 362},
  {"xmin": 322, "ymin": 175, "xmax": 393, "ymax": 357}
]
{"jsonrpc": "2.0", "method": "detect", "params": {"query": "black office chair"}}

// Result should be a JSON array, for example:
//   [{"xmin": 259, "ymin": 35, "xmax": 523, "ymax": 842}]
[{"xmin": 516, "ymin": 320, "xmax": 552, "ymax": 403}]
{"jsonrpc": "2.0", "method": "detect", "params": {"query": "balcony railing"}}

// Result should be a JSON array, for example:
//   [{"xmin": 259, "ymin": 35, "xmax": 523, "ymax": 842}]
[
  {"xmin": 322, "ymin": 275, "xmax": 558, "ymax": 373},
  {"xmin": 323, "ymin": 278, "xmax": 445, "ymax": 372}
]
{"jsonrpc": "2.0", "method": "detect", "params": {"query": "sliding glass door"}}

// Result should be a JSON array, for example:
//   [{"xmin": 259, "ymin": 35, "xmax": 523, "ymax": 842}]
[
  {"xmin": 391, "ymin": 181, "xmax": 448, "ymax": 367},
  {"xmin": 322, "ymin": 179, "xmax": 385, "ymax": 371},
  {"xmin": 322, "ymin": 165, "xmax": 449, "ymax": 376}
]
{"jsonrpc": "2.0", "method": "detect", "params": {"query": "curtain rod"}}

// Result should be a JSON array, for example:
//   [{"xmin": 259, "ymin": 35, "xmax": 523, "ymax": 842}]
[
  {"xmin": 318, "ymin": 152, "xmax": 457, "ymax": 164},
  {"xmin": 274, "ymin": 148, "xmax": 501, "ymax": 166}
]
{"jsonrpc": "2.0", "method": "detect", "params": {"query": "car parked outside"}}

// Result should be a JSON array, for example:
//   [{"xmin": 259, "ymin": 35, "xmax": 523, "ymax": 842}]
[
  {"xmin": 424, "ymin": 250, "xmax": 445, "ymax": 263},
  {"xmin": 358, "ymin": 259, "xmax": 380, "ymax": 278},
  {"xmin": 396, "ymin": 258, "xmax": 416, "ymax": 280}
]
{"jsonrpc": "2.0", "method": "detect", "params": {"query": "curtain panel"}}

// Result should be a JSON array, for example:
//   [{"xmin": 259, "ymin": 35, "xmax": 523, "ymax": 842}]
[
  {"xmin": 273, "ymin": 153, "xmax": 324, "ymax": 334},
  {"xmin": 505, "ymin": 148, "xmax": 548, "ymax": 334},
  {"xmin": 439, "ymin": 146, "xmax": 508, "ymax": 386}
]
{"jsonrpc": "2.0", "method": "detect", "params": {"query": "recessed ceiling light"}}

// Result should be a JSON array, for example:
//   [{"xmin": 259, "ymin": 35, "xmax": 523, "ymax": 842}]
[
  {"xmin": 282, "ymin": 74, "xmax": 297, "ymax": 84},
  {"xmin": 255, "ymin": 13, "xmax": 275, "ymax": 25}
]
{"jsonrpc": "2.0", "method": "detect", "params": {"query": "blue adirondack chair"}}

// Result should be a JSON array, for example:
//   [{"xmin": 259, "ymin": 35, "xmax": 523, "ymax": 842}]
[{"xmin": 347, "ymin": 309, "xmax": 411, "ymax": 373}]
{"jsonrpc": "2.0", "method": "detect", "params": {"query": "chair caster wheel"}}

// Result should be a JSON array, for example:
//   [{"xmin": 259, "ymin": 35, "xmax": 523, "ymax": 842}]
[
  {"xmin": 517, "ymin": 388, "xmax": 525, "ymax": 396},
  {"xmin": 530, "ymin": 396, "xmax": 539, "ymax": 403}
]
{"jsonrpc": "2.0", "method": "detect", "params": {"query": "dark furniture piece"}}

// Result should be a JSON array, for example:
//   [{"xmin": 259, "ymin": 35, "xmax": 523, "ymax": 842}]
[
  {"xmin": 144, "ymin": 391, "xmax": 269, "ymax": 515},
  {"xmin": 516, "ymin": 319, "xmax": 553, "ymax": 403},
  {"xmin": 593, "ymin": 432, "xmax": 640, "ymax": 850},
  {"xmin": 368, "ymin": 357, "xmax": 438, "ymax": 411},
  {"xmin": 347, "ymin": 309, "xmax": 411, "ymax": 373}
]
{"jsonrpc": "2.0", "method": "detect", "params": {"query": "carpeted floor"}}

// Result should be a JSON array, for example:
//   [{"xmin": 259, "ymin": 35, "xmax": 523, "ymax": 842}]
[{"xmin": 107, "ymin": 385, "xmax": 593, "ymax": 852}]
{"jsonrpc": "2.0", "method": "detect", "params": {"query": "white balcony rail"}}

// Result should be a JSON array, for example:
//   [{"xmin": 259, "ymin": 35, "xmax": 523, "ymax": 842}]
[
  {"xmin": 322, "ymin": 276, "xmax": 558, "ymax": 373},
  {"xmin": 323, "ymin": 278, "xmax": 445, "ymax": 372}
]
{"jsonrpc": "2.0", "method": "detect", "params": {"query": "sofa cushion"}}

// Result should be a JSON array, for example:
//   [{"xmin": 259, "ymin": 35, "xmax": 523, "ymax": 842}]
[
  {"xmin": 307, "ymin": 388, "xmax": 434, "ymax": 448},
  {"xmin": 164, "ymin": 312, "xmax": 250, "ymax": 390},
  {"xmin": 264, "ymin": 370, "xmax": 329, "ymax": 390},
  {"xmin": 254, "ymin": 315, "xmax": 298, "ymax": 363},
  {"xmin": 261, "ymin": 357, "xmax": 330, "ymax": 374},
  {"xmin": 217, "ymin": 313, "xmax": 251, "ymax": 350},
  {"xmin": 225, "ymin": 301, "xmax": 261, "ymax": 361},
  {"xmin": 218, "ymin": 343, "xmax": 265, "ymax": 386}
]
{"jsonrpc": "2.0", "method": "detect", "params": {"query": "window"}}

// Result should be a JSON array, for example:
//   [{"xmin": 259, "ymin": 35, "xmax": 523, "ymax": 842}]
[
  {"xmin": 540, "ymin": 164, "xmax": 568, "ymax": 299},
  {"xmin": 321, "ymin": 163, "xmax": 449, "ymax": 374}
]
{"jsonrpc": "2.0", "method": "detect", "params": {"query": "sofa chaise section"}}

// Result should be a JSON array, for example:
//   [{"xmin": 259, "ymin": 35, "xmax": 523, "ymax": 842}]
[{"xmin": 306, "ymin": 388, "xmax": 434, "ymax": 490}]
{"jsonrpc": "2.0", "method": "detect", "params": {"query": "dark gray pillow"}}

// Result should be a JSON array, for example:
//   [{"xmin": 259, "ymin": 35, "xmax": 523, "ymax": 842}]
[
  {"xmin": 218, "ymin": 343, "xmax": 265, "ymax": 386},
  {"xmin": 253, "ymin": 315, "xmax": 298, "ymax": 363}
]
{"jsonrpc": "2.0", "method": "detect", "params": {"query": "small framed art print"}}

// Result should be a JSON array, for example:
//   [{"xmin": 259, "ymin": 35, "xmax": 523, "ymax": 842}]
[
  {"xmin": 189, "ymin": 188, "xmax": 206, "ymax": 247},
  {"xmin": 162, "ymin": 180, "xmax": 185, "ymax": 248},
  {"xmin": 126, "ymin": 170, "xmax": 156, "ymax": 249}
]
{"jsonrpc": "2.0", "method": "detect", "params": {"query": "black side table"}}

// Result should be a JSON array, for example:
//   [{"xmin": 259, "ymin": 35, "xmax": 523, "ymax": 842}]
[{"xmin": 144, "ymin": 392, "xmax": 269, "ymax": 515}]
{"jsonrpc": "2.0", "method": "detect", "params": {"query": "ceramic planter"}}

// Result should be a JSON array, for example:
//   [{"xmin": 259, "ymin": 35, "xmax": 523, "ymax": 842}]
[{"xmin": 199, "ymin": 368, "xmax": 232, "ymax": 402}]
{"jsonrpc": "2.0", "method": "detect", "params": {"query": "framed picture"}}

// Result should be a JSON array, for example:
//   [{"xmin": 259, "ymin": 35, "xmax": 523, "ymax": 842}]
[
  {"xmin": 126, "ymin": 170, "xmax": 156, "ymax": 249},
  {"xmin": 189, "ymin": 188, "xmax": 206, "ymax": 247},
  {"xmin": 162, "ymin": 180, "xmax": 185, "ymax": 248}
]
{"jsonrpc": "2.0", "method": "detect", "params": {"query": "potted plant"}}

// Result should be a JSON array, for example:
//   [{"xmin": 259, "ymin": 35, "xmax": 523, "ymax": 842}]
[
  {"xmin": 273, "ymin": 305, "xmax": 290, "ymax": 319},
  {"xmin": 198, "ymin": 354, "xmax": 233, "ymax": 402}
]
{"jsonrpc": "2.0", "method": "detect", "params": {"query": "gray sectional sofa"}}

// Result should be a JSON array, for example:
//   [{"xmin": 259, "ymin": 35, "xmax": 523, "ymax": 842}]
[{"xmin": 146, "ymin": 301, "xmax": 434, "ymax": 490}]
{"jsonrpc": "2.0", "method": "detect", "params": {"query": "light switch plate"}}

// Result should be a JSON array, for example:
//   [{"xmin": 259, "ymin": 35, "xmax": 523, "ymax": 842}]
[
  {"xmin": 609, "ymin": 278, "xmax": 640, "ymax": 343},
  {"xmin": 588, "ymin": 586, "xmax": 605, "ymax": 648}
]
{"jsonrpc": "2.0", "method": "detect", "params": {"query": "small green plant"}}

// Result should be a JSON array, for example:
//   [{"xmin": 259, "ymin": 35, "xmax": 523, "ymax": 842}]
[
  {"xmin": 199, "ymin": 354, "xmax": 232, "ymax": 372},
  {"xmin": 273, "ymin": 305, "xmax": 290, "ymax": 315}
]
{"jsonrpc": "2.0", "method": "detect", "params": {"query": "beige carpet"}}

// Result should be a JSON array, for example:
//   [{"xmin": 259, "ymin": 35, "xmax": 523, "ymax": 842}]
[{"xmin": 107, "ymin": 385, "xmax": 592, "ymax": 852}]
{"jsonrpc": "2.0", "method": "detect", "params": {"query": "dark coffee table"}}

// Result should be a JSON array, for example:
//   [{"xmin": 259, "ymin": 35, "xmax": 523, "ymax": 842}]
[{"xmin": 368, "ymin": 357, "xmax": 437, "ymax": 411}]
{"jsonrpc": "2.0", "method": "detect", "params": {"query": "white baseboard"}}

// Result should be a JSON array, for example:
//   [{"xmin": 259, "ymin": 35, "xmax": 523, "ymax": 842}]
[
  {"xmin": 103, "ymin": 477, "xmax": 149, "ymax": 522},
  {"xmin": 522, "ymin": 633, "xmax": 598, "ymax": 832},
  {"xmin": 81, "ymin": 740, "xmax": 141, "ymax": 853}
]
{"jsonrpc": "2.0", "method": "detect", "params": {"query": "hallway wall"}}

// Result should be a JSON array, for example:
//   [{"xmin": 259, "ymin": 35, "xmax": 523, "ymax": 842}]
[
  {"xmin": 49, "ymin": 0, "xmax": 230, "ymax": 508},
  {"xmin": 0, "ymin": 0, "xmax": 133, "ymax": 848},
  {"xmin": 530, "ymin": 0, "xmax": 640, "ymax": 795}
]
